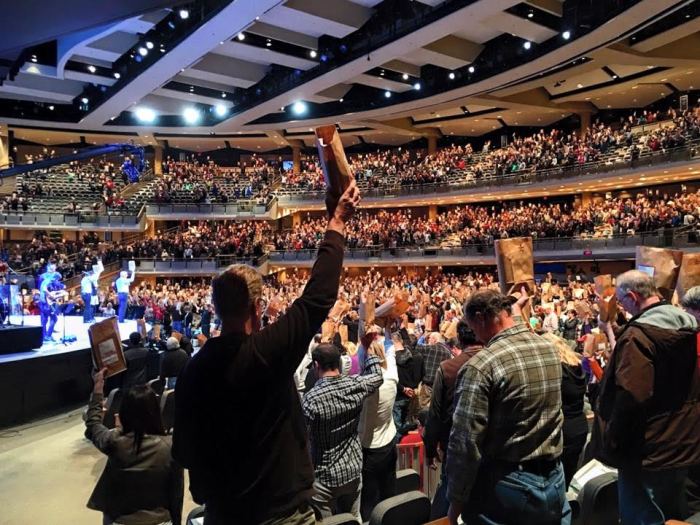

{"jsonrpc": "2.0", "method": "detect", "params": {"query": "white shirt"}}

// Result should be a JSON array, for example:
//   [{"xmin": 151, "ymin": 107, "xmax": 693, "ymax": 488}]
[
  {"xmin": 115, "ymin": 273, "xmax": 134, "ymax": 294},
  {"xmin": 358, "ymin": 343, "xmax": 398, "ymax": 449},
  {"xmin": 295, "ymin": 340, "xmax": 318, "ymax": 391},
  {"xmin": 542, "ymin": 312, "xmax": 559, "ymax": 333}
]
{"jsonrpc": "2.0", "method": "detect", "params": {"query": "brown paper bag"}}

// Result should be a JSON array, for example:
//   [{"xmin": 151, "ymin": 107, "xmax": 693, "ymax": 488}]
[
  {"xmin": 494, "ymin": 237, "xmax": 535, "ymax": 294},
  {"xmin": 375, "ymin": 290, "xmax": 411, "ymax": 327},
  {"xmin": 136, "ymin": 318, "xmax": 148, "ymax": 339},
  {"xmin": 171, "ymin": 330, "xmax": 183, "ymax": 342},
  {"xmin": 359, "ymin": 293, "xmax": 375, "ymax": 325},
  {"xmin": 321, "ymin": 320, "xmax": 335, "ymax": 342},
  {"xmin": 594, "ymin": 275, "xmax": 613, "ymax": 297},
  {"xmin": 152, "ymin": 323, "xmax": 161, "ymax": 341},
  {"xmin": 339, "ymin": 324, "xmax": 349, "ymax": 344},
  {"xmin": 676, "ymin": 252, "xmax": 700, "ymax": 299},
  {"xmin": 329, "ymin": 298, "xmax": 350, "ymax": 321},
  {"xmin": 574, "ymin": 300, "xmax": 592, "ymax": 318},
  {"xmin": 443, "ymin": 319, "xmax": 458, "ymax": 340},
  {"xmin": 315, "ymin": 125, "xmax": 354, "ymax": 202},
  {"xmin": 635, "ymin": 246, "xmax": 684, "ymax": 301},
  {"xmin": 598, "ymin": 295, "xmax": 618, "ymax": 323},
  {"xmin": 88, "ymin": 317, "xmax": 126, "ymax": 378}
]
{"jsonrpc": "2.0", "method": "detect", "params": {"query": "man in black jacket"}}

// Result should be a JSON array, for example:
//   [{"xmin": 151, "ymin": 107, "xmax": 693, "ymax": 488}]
[
  {"xmin": 160, "ymin": 337, "xmax": 189, "ymax": 388},
  {"xmin": 173, "ymin": 181, "xmax": 361, "ymax": 525},
  {"xmin": 392, "ymin": 331, "xmax": 424, "ymax": 437},
  {"xmin": 122, "ymin": 332, "xmax": 149, "ymax": 390}
]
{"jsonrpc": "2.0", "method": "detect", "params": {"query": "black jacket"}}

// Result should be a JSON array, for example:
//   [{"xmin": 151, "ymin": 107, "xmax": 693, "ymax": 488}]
[
  {"xmin": 396, "ymin": 348, "xmax": 424, "ymax": 399},
  {"xmin": 122, "ymin": 345, "xmax": 149, "ymax": 390},
  {"xmin": 172, "ymin": 231, "xmax": 345, "ymax": 523},
  {"xmin": 160, "ymin": 348, "xmax": 189, "ymax": 380}
]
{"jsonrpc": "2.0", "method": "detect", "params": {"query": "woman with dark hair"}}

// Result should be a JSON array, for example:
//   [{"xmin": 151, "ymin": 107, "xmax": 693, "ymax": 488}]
[{"xmin": 85, "ymin": 368, "xmax": 183, "ymax": 525}]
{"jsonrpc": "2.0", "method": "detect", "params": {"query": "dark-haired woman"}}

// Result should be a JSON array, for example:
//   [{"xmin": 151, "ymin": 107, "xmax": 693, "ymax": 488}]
[{"xmin": 86, "ymin": 368, "xmax": 183, "ymax": 525}]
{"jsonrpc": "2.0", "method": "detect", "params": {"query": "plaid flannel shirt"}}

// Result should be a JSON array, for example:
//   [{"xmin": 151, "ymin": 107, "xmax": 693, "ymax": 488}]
[
  {"xmin": 303, "ymin": 355, "xmax": 383, "ymax": 487},
  {"xmin": 447, "ymin": 323, "xmax": 563, "ymax": 504},
  {"xmin": 415, "ymin": 343, "xmax": 453, "ymax": 385}
]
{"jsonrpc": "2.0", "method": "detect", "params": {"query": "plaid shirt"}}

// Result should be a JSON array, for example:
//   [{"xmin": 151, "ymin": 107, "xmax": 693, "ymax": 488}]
[
  {"xmin": 415, "ymin": 343, "xmax": 453, "ymax": 385},
  {"xmin": 447, "ymin": 323, "xmax": 563, "ymax": 504},
  {"xmin": 303, "ymin": 355, "xmax": 383, "ymax": 487}
]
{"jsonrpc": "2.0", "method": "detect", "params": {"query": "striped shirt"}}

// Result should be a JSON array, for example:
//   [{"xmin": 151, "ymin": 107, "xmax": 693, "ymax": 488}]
[
  {"xmin": 303, "ymin": 355, "xmax": 383, "ymax": 487},
  {"xmin": 447, "ymin": 323, "xmax": 563, "ymax": 504}
]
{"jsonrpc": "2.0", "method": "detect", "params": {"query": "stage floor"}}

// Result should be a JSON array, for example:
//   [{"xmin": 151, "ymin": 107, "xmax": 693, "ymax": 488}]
[{"xmin": 0, "ymin": 316, "xmax": 144, "ymax": 364}]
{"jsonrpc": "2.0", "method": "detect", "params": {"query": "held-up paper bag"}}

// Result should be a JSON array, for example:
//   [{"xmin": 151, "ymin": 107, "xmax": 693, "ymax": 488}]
[
  {"xmin": 315, "ymin": 125, "xmax": 354, "ymax": 215},
  {"xmin": 635, "ymin": 246, "xmax": 684, "ymax": 302},
  {"xmin": 676, "ymin": 252, "xmax": 700, "ymax": 300},
  {"xmin": 494, "ymin": 237, "xmax": 535, "ymax": 295},
  {"xmin": 374, "ymin": 290, "xmax": 411, "ymax": 327},
  {"xmin": 359, "ymin": 293, "xmax": 375, "ymax": 325}
]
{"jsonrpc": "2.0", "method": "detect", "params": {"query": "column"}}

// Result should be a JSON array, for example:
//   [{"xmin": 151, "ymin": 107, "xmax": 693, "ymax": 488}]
[
  {"xmin": 579, "ymin": 112, "xmax": 592, "ymax": 136},
  {"xmin": 145, "ymin": 219, "xmax": 155, "ymax": 238},
  {"xmin": 428, "ymin": 205, "xmax": 438, "ymax": 221},
  {"xmin": 291, "ymin": 211, "xmax": 302, "ymax": 229},
  {"xmin": 427, "ymin": 135, "xmax": 437, "ymax": 155},
  {"xmin": 0, "ymin": 124, "xmax": 9, "ymax": 168},
  {"xmin": 153, "ymin": 144, "xmax": 163, "ymax": 175},
  {"xmin": 580, "ymin": 191, "xmax": 592, "ymax": 208},
  {"xmin": 292, "ymin": 144, "xmax": 301, "ymax": 175}
]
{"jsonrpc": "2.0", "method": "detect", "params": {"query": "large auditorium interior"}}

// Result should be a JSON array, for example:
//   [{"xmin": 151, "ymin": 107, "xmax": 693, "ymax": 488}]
[{"xmin": 2, "ymin": 1, "xmax": 700, "ymax": 524}]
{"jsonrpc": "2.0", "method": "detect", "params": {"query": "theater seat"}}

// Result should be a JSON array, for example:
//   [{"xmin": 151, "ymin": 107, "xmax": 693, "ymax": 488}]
[
  {"xmin": 395, "ymin": 469, "xmax": 420, "ymax": 495},
  {"xmin": 103, "ymin": 388, "xmax": 123, "ymax": 429},
  {"xmin": 322, "ymin": 513, "xmax": 358, "ymax": 525},
  {"xmin": 160, "ymin": 389, "xmax": 176, "ymax": 433},
  {"xmin": 369, "ymin": 491, "xmax": 430, "ymax": 525},
  {"xmin": 147, "ymin": 377, "xmax": 164, "ymax": 396},
  {"xmin": 577, "ymin": 472, "xmax": 618, "ymax": 525},
  {"xmin": 187, "ymin": 505, "xmax": 205, "ymax": 525}
]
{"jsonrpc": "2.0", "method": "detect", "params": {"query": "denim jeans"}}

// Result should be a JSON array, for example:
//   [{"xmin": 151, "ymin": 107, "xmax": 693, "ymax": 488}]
[
  {"xmin": 39, "ymin": 302, "xmax": 57, "ymax": 339},
  {"xmin": 117, "ymin": 292, "xmax": 128, "ymax": 323},
  {"xmin": 431, "ymin": 462, "xmax": 450, "ymax": 519},
  {"xmin": 82, "ymin": 293, "xmax": 93, "ymax": 323},
  {"xmin": 463, "ymin": 461, "xmax": 571, "ymax": 525},
  {"xmin": 392, "ymin": 396, "xmax": 411, "ymax": 436},
  {"xmin": 617, "ymin": 465, "xmax": 689, "ymax": 525},
  {"xmin": 312, "ymin": 477, "xmax": 362, "ymax": 523}
]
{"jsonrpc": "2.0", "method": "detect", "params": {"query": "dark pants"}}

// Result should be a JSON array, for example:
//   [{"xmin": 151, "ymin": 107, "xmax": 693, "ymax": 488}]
[
  {"xmin": 562, "ymin": 429, "xmax": 587, "ymax": 488},
  {"xmin": 117, "ymin": 292, "xmax": 128, "ymax": 323},
  {"xmin": 361, "ymin": 442, "xmax": 397, "ymax": 521},
  {"xmin": 431, "ymin": 461, "xmax": 450, "ymax": 519},
  {"xmin": 201, "ymin": 324, "xmax": 211, "ymax": 338},
  {"xmin": 82, "ymin": 293, "xmax": 93, "ymax": 323},
  {"xmin": 393, "ymin": 396, "xmax": 412, "ymax": 436},
  {"xmin": 463, "ymin": 460, "xmax": 571, "ymax": 525},
  {"xmin": 39, "ymin": 302, "xmax": 57, "ymax": 340},
  {"xmin": 618, "ymin": 464, "xmax": 689, "ymax": 525}
]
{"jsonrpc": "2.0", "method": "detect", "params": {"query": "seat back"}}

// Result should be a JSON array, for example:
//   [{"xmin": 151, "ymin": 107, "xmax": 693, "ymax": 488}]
[
  {"xmin": 322, "ymin": 513, "xmax": 358, "ymax": 525},
  {"xmin": 397, "ymin": 440, "xmax": 425, "ymax": 490},
  {"xmin": 369, "ymin": 491, "xmax": 431, "ymax": 525},
  {"xmin": 577, "ymin": 472, "xmax": 618, "ymax": 525},
  {"xmin": 148, "ymin": 377, "xmax": 164, "ymax": 396},
  {"xmin": 160, "ymin": 389, "xmax": 176, "ymax": 433},
  {"xmin": 187, "ymin": 504, "xmax": 205, "ymax": 525},
  {"xmin": 395, "ymin": 469, "xmax": 420, "ymax": 495},
  {"xmin": 103, "ymin": 388, "xmax": 123, "ymax": 429}
]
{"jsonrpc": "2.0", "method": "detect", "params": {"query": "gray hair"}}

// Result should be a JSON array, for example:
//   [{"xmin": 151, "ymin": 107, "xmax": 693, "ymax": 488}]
[
  {"xmin": 616, "ymin": 270, "xmax": 658, "ymax": 299},
  {"xmin": 681, "ymin": 286, "xmax": 700, "ymax": 310}
]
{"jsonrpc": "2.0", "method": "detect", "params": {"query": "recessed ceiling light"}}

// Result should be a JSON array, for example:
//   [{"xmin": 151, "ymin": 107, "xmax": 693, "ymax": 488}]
[
  {"xmin": 179, "ymin": 9, "xmax": 189, "ymax": 19},
  {"xmin": 81, "ymin": 97, "xmax": 89, "ymax": 104},
  {"xmin": 402, "ymin": 73, "xmax": 409, "ymax": 80},
  {"xmin": 48, "ymin": 105, "xmax": 54, "ymax": 111},
  {"xmin": 221, "ymin": 92, "xmax": 227, "ymax": 98},
  {"xmin": 523, "ymin": 41, "xmax": 532, "ymax": 50},
  {"xmin": 113, "ymin": 72, "xmax": 121, "ymax": 79},
  {"xmin": 146, "ymin": 41, "xmax": 154, "ymax": 49},
  {"xmin": 138, "ymin": 47, "xmax": 148, "ymax": 56},
  {"xmin": 310, "ymin": 50, "xmax": 317, "ymax": 58},
  {"xmin": 448, "ymin": 72, "xmax": 455, "ymax": 80},
  {"xmin": 237, "ymin": 33, "xmax": 245, "ymax": 41},
  {"xmin": 562, "ymin": 31, "xmax": 571, "ymax": 40},
  {"xmin": 468, "ymin": 66, "xmax": 475, "ymax": 73},
  {"xmin": 384, "ymin": 91, "xmax": 391, "ymax": 98},
  {"xmin": 413, "ymin": 82, "xmax": 421, "ymax": 90},
  {"xmin": 87, "ymin": 65, "xmax": 96, "ymax": 73}
]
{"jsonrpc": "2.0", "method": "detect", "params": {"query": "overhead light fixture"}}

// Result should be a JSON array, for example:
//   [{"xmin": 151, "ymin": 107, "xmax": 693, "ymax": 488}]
[
  {"xmin": 31, "ymin": 55, "xmax": 37, "ymax": 63},
  {"xmin": 384, "ymin": 91, "xmax": 391, "ymax": 98},
  {"xmin": 48, "ymin": 105, "xmax": 54, "ymax": 111},
  {"xmin": 339, "ymin": 98, "xmax": 344, "ymax": 102},
  {"xmin": 87, "ymin": 65, "xmax": 96, "ymax": 73},
  {"xmin": 179, "ymin": 9, "xmax": 189, "ymax": 19},
  {"xmin": 523, "ymin": 41, "xmax": 532, "ymax": 50},
  {"xmin": 527, "ymin": 10, "xmax": 534, "ymax": 18},
  {"xmin": 214, "ymin": 104, "xmax": 228, "ymax": 117},
  {"xmin": 135, "ymin": 107, "xmax": 156, "ymax": 123},
  {"xmin": 237, "ymin": 32, "xmax": 245, "ymax": 41},
  {"xmin": 292, "ymin": 101, "xmax": 307, "ymax": 115},
  {"xmin": 81, "ymin": 97, "xmax": 89, "ymax": 104},
  {"xmin": 266, "ymin": 39, "xmax": 272, "ymax": 47},
  {"xmin": 146, "ymin": 41, "xmax": 154, "ymax": 49},
  {"xmin": 562, "ymin": 31, "xmax": 571, "ymax": 40},
  {"xmin": 402, "ymin": 73, "xmax": 409, "ymax": 80},
  {"xmin": 138, "ymin": 47, "xmax": 148, "ymax": 56},
  {"xmin": 183, "ymin": 107, "xmax": 201, "ymax": 124},
  {"xmin": 310, "ymin": 50, "xmax": 317, "ymax": 58},
  {"xmin": 413, "ymin": 82, "xmax": 421, "ymax": 91},
  {"xmin": 113, "ymin": 72, "xmax": 121, "ymax": 79},
  {"xmin": 468, "ymin": 65, "xmax": 475, "ymax": 73},
  {"xmin": 221, "ymin": 92, "xmax": 227, "ymax": 98},
  {"xmin": 449, "ymin": 72, "xmax": 455, "ymax": 80}
]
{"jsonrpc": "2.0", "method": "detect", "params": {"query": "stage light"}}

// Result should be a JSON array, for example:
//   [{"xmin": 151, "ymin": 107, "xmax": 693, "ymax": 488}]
[
  {"xmin": 402, "ymin": 73, "xmax": 409, "ymax": 80},
  {"xmin": 214, "ymin": 104, "xmax": 227, "ymax": 117},
  {"xmin": 183, "ymin": 107, "xmax": 200, "ymax": 124},
  {"xmin": 179, "ymin": 9, "xmax": 189, "ymax": 19},
  {"xmin": 448, "ymin": 72, "xmax": 455, "ymax": 80},
  {"xmin": 562, "ymin": 31, "xmax": 571, "ymax": 40},
  {"xmin": 292, "ymin": 101, "xmax": 307, "ymax": 115},
  {"xmin": 87, "ymin": 65, "xmax": 96, "ymax": 73},
  {"xmin": 468, "ymin": 65, "xmax": 475, "ymax": 73},
  {"xmin": 384, "ymin": 91, "xmax": 391, "ymax": 98},
  {"xmin": 413, "ymin": 82, "xmax": 421, "ymax": 90},
  {"xmin": 146, "ymin": 41, "xmax": 154, "ymax": 49},
  {"xmin": 237, "ymin": 32, "xmax": 245, "ymax": 41},
  {"xmin": 81, "ymin": 97, "xmax": 89, "ymax": 104},
  {"xmin": 310, "ymin": 50, "xmax": 317, "ymax": 58},
  {"xmin": 113, "ymin": 72, "xmax": 121, "ymax": 79},
  {"xmin": 138, "ymin": 47, "xmax": 148, "ymax": 56},
  {"xmin": 135, "ymin": 107, "xmax": 156, "ymax": 123},
  {"xmin": 523, "ymin": 41, "xmax": 532, "ymax": 50}
]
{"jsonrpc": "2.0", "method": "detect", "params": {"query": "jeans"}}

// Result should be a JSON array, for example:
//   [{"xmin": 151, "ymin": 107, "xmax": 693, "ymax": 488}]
[
  {"xmin": 463, "ymin": 461, "xmax": 571, "ymax": 525},
  {"xmin": 617, "ymin": 464, "xmax": 689, "ymax": 525},
  {"xmin": 39, "ymin": 302, "xmax": 57, "ymax": 340},
  {"xmin": 117, "ymin": 292, "xmax": 128, "ymax": 323},
  {"xmin": 361, "ymin": 442, "xmax": 397, "ymax": 521},
  {"xmin": 172, "ymin": 320, "xmax": 183, "ymax": 335},
  {"xmin": 431, "ymin": 462, "xmax": 450, "ymax": 519},
  {"xmin": 82, "ymin": 293, "xmax": 93, "ymax": 323},
  {"xmin": 393, "ymin": 397, "xmax": 411, "ymax": 436},
  {"xmin": 312, "ymin": 477, "xmax": 362, "ymax": 522}
]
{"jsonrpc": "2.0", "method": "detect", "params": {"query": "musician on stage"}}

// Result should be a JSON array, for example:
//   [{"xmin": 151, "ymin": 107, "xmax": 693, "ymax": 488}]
[
  {"xmin": 38, "ymin": 261, "xmax": 66, "ymax": 342},
  {"xmin": 81, "ymin": 259, "xmax": 104, "ymax": 324},
  {"xmin": 115, "ymin": 268, "xmax": 136, "ymax": 323}
]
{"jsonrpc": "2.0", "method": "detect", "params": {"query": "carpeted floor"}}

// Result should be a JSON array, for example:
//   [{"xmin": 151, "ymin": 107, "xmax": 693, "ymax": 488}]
[{"xmin": 0, "ymin": 407, "xmax": 197, "ymax": 525}]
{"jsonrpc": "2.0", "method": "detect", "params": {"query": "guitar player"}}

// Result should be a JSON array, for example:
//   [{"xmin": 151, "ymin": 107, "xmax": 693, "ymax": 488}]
[{"xmin": 38, "ymin": 261, "xmax": 67, "ymax": 342}]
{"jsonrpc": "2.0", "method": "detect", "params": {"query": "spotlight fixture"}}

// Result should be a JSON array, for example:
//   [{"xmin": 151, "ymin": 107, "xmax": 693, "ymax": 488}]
[
  {"xmin": 448, "ymin": 72, "xmax": 455, "ymax": 80},
  {"xmin": 339, "ymin": 98, "xmax": 344, "ymax": 102},
  {"xmin": 138, "ymin": 47, "xmax": 148, "ymax": 56},
  {"xmin": 221, "ymin": 92, "xmax": 227, "ymax": 98},
  {"xmin": 562, "ymin": 31, "xmax": 571, "ymax": 40},
  {"xmin": 468, "ymin": 65, "xmax": 475, "ymax": 73},
  {"xmin": 214, "ymin": 104, "xmax": 228, "ymax": 117},
  {"xmin": 310, "ymin": 50, "xmax": 317, "ymax": 58},
  {"xmin": 523, "ymin": 41, "xmax": 532, "ymax": 50},
  {"xmin": 87, "ymin": 65, "xmax": 96, "ymax": 73},
  {"xmin": 113, "ymin": 72, "xmax": 121, "ymax": 79},
  {"xmin": 183, "ymin": 107, "xmax": 201, "ymax": 124},
  {"xmin": 384, "ymin": 91, "xmax": 391, "ymax": 98},
  {"xmin": 402, "ymin": 73, "xmax": 409, "ymax": 80},
  {"xmin": 237, "ymin": 32, "xmax": 245, "ymax": 41},
  {"xmin": 81, "ymin": 97, "xmax": 89, "ymax": 104},
  {"xmin": 146, "ymin": 41, "xmax": 154, "ymax": 49},
  {"xmin": 413, "ymin": 82, "xmax": 421, "ymax": 91},
  {"xmin": 179, "ymin": 9, "xmax": 189, "ymax": 19},
  {"xmin": 291, "ymin": 101, "xmax": 307, "ymax": 115},
  {"xmin": 135, "ymin": 107, "xmax": 156, "ymax": 123}
]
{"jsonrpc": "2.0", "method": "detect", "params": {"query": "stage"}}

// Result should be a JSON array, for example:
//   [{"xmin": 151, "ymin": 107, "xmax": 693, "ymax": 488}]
[{"xmin": 0, "ymin": 316, "xmax": 146, "ymax": 427}]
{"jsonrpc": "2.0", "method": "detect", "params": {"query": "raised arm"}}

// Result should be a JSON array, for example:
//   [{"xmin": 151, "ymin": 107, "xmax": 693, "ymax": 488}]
[{"xmin": 85, "ymin": 368, "xmax": 116, "ymax": 455}]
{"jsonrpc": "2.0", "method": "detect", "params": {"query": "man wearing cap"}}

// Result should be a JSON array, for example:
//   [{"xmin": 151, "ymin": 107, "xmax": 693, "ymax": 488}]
[
  {"xmin": 447, "ymin": 289, "xmax": 569, "ymax": 525},
  {"xmin": 303, "ymin": 343, "xmax": 383, "ymax": 521}
]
